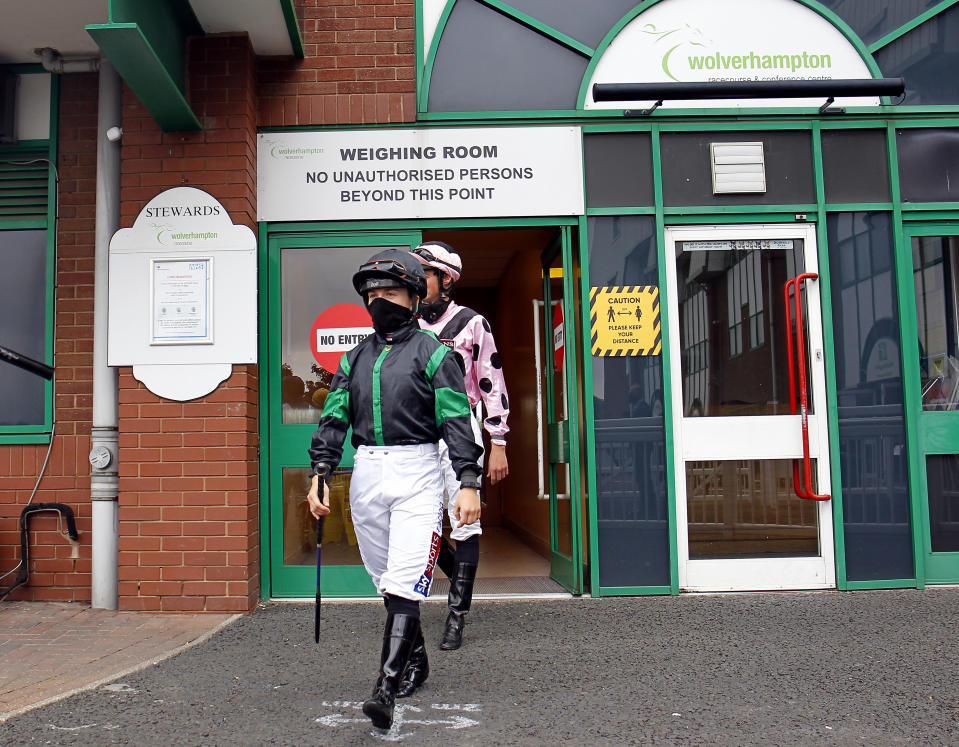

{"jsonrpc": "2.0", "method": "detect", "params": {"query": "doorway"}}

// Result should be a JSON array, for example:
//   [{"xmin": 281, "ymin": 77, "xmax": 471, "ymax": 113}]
[
  {"xmin": 664, "ymin": 224, "xmax": 836, "ymax": 591},
  {"xmin": 264, "ymin": 224, "xmax": 584, "ymax": 597}
]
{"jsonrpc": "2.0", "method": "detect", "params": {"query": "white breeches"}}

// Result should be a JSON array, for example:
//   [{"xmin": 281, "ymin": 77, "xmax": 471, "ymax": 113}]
[{"xmin": 349, "ymin": 444, "xmax": 445, "ymax": 601}]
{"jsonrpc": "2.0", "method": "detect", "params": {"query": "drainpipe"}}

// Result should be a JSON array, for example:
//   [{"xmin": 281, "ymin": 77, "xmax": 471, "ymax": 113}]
[
  {"xmin": 37, "ymin": 47, "xmax": 100, "ymax": 75},
  {"xmin": 90, "ymin": 60, "xmax": 121, "ymax": 610}
]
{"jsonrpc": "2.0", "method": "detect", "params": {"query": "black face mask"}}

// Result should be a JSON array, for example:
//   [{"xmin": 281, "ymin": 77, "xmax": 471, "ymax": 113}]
[
  {"xmin": 418, "ymin": 297, "xmax": 451, "ymax": 325},
  {"xmin": 368, "ymin": 297, "xmax": 414, "ymax": 336}
]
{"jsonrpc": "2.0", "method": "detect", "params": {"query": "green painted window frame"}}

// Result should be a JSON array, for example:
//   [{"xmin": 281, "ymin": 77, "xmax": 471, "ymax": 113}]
[
  {"xmin": 417, "ymin": 0, "xmax": 959, "ymax": 120},
  {"xmin": 0, "ymin": 65, "xmax": 58, "ymax": 443}
]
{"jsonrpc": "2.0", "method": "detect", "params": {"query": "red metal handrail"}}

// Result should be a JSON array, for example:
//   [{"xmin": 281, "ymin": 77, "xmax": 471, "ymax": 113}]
[{"xmin": 783, "ymin": 273, "xmax": 830, "ymax": 501}]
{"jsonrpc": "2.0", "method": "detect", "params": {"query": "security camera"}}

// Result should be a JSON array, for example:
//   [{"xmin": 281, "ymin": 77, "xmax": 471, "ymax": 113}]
[{"xmin": 106, "ymin": 126, "xmax": 122, "ymax": 142}]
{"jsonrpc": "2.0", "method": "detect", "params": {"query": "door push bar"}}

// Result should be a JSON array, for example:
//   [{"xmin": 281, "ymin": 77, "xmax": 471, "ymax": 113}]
[{"xmin": 783, "ymin": 273, "xmax": 830, "ymax": 501}]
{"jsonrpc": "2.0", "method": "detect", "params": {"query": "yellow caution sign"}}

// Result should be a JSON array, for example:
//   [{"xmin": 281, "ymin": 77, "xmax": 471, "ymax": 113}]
[{"xmin": 590, "ymin": 286, "xmax": 661, "ymax": 356}]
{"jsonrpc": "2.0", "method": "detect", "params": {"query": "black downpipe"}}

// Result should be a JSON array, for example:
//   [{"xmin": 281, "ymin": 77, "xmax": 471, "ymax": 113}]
[{"xmin": 0, "ymin": 504, "xmax": 80, "ymax": 601}]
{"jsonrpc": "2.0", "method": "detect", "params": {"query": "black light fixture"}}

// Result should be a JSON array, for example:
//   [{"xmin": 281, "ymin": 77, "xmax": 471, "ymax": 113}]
[{"xmin": 592, "ymin": 77, "xmax": 906, "ymax": 115}]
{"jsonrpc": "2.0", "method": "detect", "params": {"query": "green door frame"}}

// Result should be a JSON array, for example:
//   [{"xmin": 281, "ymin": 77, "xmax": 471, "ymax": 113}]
[
  {"xmin": 262, "ymin": 228, "xmax": 422, "ymax": 598},
  {"xmin": 258, "ymin": 217, "xmax": 586, "ymax": 599},
  {"xmin": 541, "ymin": 226, "xmax": 585, "ymax": 594},
  {"xmin": 899, "ymin": 221, "xmax": 959, "ymax": 584}
]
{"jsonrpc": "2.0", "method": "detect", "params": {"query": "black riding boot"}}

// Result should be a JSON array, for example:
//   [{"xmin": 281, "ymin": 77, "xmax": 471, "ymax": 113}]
[
  {"xmin": 437, "ymin": 536, "xmax": 456, "ymax": 578},
  {"xmin": 395, "ymin": 625, "xmax": 429, "ymax": 698},
  {"xmin": 440, "ymin": 561, "xmax": 477, "ymax": 650},
  {"xmin": 363, "ymin": 612, "xmax": 419, "ymax": 729}
]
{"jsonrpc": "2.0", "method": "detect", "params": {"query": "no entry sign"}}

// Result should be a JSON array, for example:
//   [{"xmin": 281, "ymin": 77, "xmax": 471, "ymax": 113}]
[{"xmin": 310, "ymin": 303, "xmax": 373, "ymax": 373}]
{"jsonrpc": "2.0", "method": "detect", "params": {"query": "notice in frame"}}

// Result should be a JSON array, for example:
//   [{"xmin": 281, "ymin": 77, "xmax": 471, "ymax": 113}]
[
  {"xmin": 256, "ymin": 127, "xmax": 584, "ymax": 221},
  {"xmin": 151, "ymin": 258, "xmax": 213, "ymax": 345}
]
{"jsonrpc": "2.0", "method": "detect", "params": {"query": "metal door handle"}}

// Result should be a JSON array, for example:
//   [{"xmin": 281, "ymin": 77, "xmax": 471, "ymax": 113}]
[{"xmin": 783, "ymin": 273, "xmax": 830, "ymax": 501}]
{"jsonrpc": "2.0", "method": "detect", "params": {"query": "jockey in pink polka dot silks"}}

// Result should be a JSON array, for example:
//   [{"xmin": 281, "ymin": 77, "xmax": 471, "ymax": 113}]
[{"xmin": 409, "ymin": 241, "xmax": 510, "ymax": 654}]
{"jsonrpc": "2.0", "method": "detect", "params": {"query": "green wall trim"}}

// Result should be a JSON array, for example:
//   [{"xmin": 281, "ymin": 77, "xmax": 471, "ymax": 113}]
[
  {"xmin": 887, "ymin": 124, "xmax": 925, "ymax": 588},
  {"xmin": 867, "ymin": 0, "xmax": 959, "ymax": 53},
  {"xmin": 664, "ymin": 205, "xmax": 819, "ymax": 215},
  {"xmin": 651, "ymin": 125, "xmax": 680, "ymax": 595},
  {"xmin": 597, "ymin": 585, "xmax": 673, "ymax": 596},
  {"xmin": 0, "ymin": 434, "xmax": 51, "ymax": 445},
  {"xmin": 586, "ymin": 207, "xmax": 656, "ymax": 216},
  {"xmin": 812, "ymin": 121, "xmax": 848, "ymax": 589},
  {"xmin": 666, "ymin": 214, "xmax": 803, "ymax": 225},
  {"xmin": 845, "ymin": 579, "xmax": 920, "ymax": 590},
  {"xmin": 902, "ymin": 203, "xmax": 959, "ymax": 212},
  {"xmin": 86, "ymin": 23, "xmax": 201, "ymax": 131},
  {"xmin": 825, "ymin": 203, "xmax": 894, "ymax": 212},
  {"xmin": 903, "ymin": 211, "xmax": 959, "ymax": 222},
  {"xmin": 577, "ymin": 215, "xmax": 602, "ymax": 596},
  {"xmin": 265, "ymin": 217, "xmax": 577, "ymax": 235},
  {"xmin": 474, "ymin": 0, "xmax": 594, "ymax": 57},
  {"xmin": 279, "ymin": 0, "xmax": 305, "ymax": 59},
  {"xmin": 258, "ymin": 222, "xmax": 272, "ymax": 600}
]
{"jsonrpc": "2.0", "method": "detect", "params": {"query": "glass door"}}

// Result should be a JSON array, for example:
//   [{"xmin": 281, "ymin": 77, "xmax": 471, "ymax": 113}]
[
  {"xmin": 664, "ymin": 224, "xmax": 835, "ymax": 591},
  {"xmin": 540, "ymin": 228, "xmax": 584, "ymax": 593},
  {"xmin": 266, "ymin": 230, "xmax": 421, "ymax": 597},
  {"xmin": 907, "ymin": 229, "xmax": 959, "ymax": 583}
]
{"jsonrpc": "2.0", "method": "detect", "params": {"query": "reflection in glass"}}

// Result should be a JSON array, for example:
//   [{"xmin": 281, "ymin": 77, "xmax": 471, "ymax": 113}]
[
  {"xmin": 913, "ymin": 236, "xmax": 959, "ymax": 411},
  {"xmin": 544, "ymin": 251, "xmax": 571, "ymax": 558},
  {"xmin": 875, "ymin": 3, "xmax": 959, "ymax": 105},
  {"xmin": 428, "ymin": 0, "xmax": 588, "ymax": 111},
  {"xmin": 828, "ymin": 212, "xmax": 913, "ymax": 581},
  {"xmin": 676, "ymin": 240, "xmax": 808, "ymax": 417},
  {"xmin": 499, "ymin": 0, "xmax": 641, "ymax": 48},
  {"xmin": 280, "ymin": 246, "xmax": 395, "ymax": 425},
  {"xmin": 927, "ymin": 454, "xmax": 959, "ymax": 553},
  {"xmin": 816, "ymin": 0, "xmax": 941, "ymax": 46},
  {"xmin": 588, "ymin": 216, "xmax": 670, "ymax": 587},
  {"xmin": 282, "ymin": 468, "xmax": 361, "ymax": 566},
  {"xmin": 686, "ymin": 459, "xmax": 818, "ymax": 559},
  {"xmin": 0, "ymin": 230, "xmax": 47, "ymax": 426}
]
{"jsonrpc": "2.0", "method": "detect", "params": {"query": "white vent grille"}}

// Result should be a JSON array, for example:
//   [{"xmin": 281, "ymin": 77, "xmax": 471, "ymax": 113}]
[{"xmin": 710, "ymin": 142, "xmax": 766, "ymax": 194}]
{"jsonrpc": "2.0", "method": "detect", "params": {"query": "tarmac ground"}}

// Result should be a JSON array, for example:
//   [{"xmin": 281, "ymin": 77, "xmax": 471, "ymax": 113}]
[{"xmin": 1, "ymin": 589, "xmax": 958, "ymax": 745}]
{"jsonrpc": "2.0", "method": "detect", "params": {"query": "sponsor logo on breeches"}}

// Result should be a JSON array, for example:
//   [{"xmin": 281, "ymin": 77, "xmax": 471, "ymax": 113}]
[{"xmin": 413, "ymin": 531, "xmax": 441, "ymax": 595}]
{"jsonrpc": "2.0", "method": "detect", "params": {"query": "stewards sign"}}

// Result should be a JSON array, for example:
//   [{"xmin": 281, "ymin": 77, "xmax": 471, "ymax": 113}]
[
  {"xmin": 590, "ymin": 286, "xmax": 661, "ymax": 356},
  {"xmin": 310, "ymin": 303, "xmax": 373, "ymax": 374}
]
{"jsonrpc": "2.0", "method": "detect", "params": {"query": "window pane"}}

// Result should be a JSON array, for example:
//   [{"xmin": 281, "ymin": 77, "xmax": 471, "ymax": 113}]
[
  {"xmin": 282, "ymin": 468, "xmax": 362, "ymax": 566},
  {"xmin": 677, "ymin": 240, "xmax": 807, "ymax": 417},
  {"xmin": 501, "ymin": 0, "xmax": 639, "ymax": 48},
  {"xmin": 588, "ymin": 216, "xmax": 669, "ymax": 588},
  {"xmin": 827, "ymin": 212, "xmax": 913, "ymax": 581},
  {"xmin": 0, "ymin": 230, "xmax": 47, "ymax": 426},
  {"xmin": 584, "ymin": 133, "xmax": 654, "ymax": 208},
  {"xmin": 280, "ymin": 246, "xmax": 389, "ymax": 425},
  {"xmin": 815, "ymin": 0, "xmax": 942, "ymax": 46},
  {"xmin": 926, "ymin": 454, "xmax": 959, "ymax": 553},
  {"xmin": 687, "ymin": 459, "xmax": 819, "ymax": 559},
  {"xmin": 897, "ymin": 129, "xmax": 959, "ymax": 203},
  {"xmin": 821, "ymin": 130, "xmax": 890, "ymax": 204},
  {"xmin": 875, "ymin": 4, "xmax": 959, "ymax": 105},
  {"xmin": 428, "ymin": 0, "xmax": 588, "ymax": 112},
  {"xmin": 660, "ymin": 131, "xmax": 814, "ymax": 206},
  {"xmin": 913, "ymin": 236, "xmax": 959, "ymax": 411}
]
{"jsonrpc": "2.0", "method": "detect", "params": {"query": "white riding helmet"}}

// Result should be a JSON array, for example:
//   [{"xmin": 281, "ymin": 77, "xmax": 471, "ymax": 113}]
[{"xmin": 410, "ymin": 241, "xmax": 462, "ymax": 283}]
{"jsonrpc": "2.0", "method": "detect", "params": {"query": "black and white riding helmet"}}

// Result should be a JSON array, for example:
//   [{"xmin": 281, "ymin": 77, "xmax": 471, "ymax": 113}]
[{"xmin": 352, "ymin": 249, "xmax": 428, "ymax": 299}]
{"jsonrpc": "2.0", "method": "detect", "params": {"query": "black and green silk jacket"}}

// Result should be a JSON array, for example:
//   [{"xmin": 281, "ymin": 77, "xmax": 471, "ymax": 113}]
[{"xmin": 308, "ymin": 318, "xmax": 482, "ymax": 483}]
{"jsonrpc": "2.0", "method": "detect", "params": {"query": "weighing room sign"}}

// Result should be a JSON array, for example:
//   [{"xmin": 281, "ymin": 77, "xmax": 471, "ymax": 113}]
[{"xmin": 590, "ymin": 286, "xmax": 661, "ymax": 357}]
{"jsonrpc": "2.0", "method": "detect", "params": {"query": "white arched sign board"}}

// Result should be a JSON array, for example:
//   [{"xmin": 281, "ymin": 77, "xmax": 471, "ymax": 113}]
[
  {"xmin": 108, "ymin": 187, "xmax": 256, "ymax": 401},
  {"xmin": 585, "ymin": 0, "xmax": 878, "ymax": 110}
]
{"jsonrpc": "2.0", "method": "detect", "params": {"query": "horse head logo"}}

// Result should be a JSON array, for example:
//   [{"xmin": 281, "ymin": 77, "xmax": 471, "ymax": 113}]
[{"xmin": 640, "ymin": 23, "xmax": 711, "ymax": 82}]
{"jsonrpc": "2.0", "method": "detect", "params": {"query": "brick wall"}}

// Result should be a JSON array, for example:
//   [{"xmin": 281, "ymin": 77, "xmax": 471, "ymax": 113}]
[
  {"xmin": 116, "ymin": 33, "xmax": 259, "ymax": 612},
  {"xmin": 0, "ymin": 73, "xmax": 99, "ymax": 602},
  {"xmin": 258, "ymin": 0, "xmax": 416, "ymax": 127}
]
